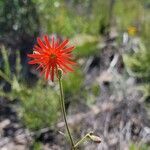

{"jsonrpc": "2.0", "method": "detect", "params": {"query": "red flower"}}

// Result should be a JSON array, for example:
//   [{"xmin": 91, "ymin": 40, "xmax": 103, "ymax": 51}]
[{"xmin": 28, "ymin": 35, "xmax": 76, "ymax": 81}]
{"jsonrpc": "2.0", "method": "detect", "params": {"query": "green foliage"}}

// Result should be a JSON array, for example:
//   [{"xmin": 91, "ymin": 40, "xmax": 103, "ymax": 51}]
[
  {"xmin": 33, "ymin": 0, "xmax": 74, "ymax": 36},
  {"xmin": 0, "ymin": 46, "xmax": 11, "ymax": 83},
  {"xmin": 0, "ymin": 0, "xmax": 39, "ymax": 39},
  {"xmin": 70, "ymin": 34, "xmax": 99, "ymax": 58},
  {"xmin": 63, "ymin": 69, "xmax": 83, "ymax": 101},
  {"xmin": 138, "ymin": 84, "xmax": 150, "ymax": 101},
  {"xmin": 141, "ymin": 3, "xmax": 150, "ymax": 47},
  {"xmin": 91, "ymin": 83, "xmax": 100, "ymax": 97},
  {"xmin": 1, "ymin": 46, "xmax": 11, "ymax": 77},
  {"xmin": 33, "ymin": 0, "xmax": 111, "ymax": 36},
  {"xmin": 84, "ymin": 82, "xmax": 100, "ymax": 106},
  {"xmin": 92, "ymin": 0, "xmax": 111, "ymax": 34},
  {"xmin": 0, "ymin": 0, "xmax": 149, "ymax": 136},
  {"xmin": 130, "ymin": 143, "xmax": 150, "ymax": 150},
  {"xmin": 74, "ymin": 41, "xmax": 99, "ymax": 58},
  {"xmin": 0, "ymin": 47, "xmax": 59, "ymax": 131},
  {"xmin": 120, "ymin": 0, "xmax": 150, "ymax": 101},
  {"xmin": 32, "ymin": 141, "xmax": 42, "ymax": 150},
  {"xmin": 20, "ymin": 81, "xmax": 59, "ymax": 131},
  {"xmin": 123, "ymin": 43, "xmax": 150, "ymax": 99},
  {"xmin": 114, "ymin": 0, "xmax": 150, "ymax": 53},
  {"xmin": 0, "ymin": 47, "xmax": 87, "ymax": 131},
  {"xmin": 123, "ymin": 49, "xmax": 150, "ymax": 79},
  {"xmin": 114, "ymin": 0, "xmax": 143, "ymax": 30}
]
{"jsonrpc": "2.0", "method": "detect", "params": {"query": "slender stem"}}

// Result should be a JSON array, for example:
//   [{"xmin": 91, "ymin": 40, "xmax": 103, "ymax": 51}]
[
  {"xmin": 58, "ymin": 77, "xmax": 75, "ymax": 150},
  {"xmin": 0, "ymin": 70, "xmax": 12, "ymax": 84},
  {"xmin": 74, "ymin": 133, "xmax": 90, "ymax": 148}
]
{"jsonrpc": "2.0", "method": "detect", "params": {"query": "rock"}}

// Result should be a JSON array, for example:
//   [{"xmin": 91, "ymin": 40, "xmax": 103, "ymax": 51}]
[{"xmin": 0, "ymin": 119, "xmax": 10, "ymax": 131}]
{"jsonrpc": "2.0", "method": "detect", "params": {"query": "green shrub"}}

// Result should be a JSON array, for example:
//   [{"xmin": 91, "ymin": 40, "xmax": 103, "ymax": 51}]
[
  {"xmin": 123, "ymin": 42, "xmax": 150, "ymax": 99},
  {"xmin": 20, "ymin": 81, "xmax": 59, "ymax": 131},
  {"xmin": 0, "ymin": 47, "xmax": 59, "ymax": 131},
  {"xmin": 33, "ymin": 0, "xmax": 111, "ymax": 36},
  {"xmin": 123, "ymin": 49, "xmax": 150, "ymax": 80},
  {"xmin": 0, "ymin": 0, "xmax": 39, "ymax": 43},
  {"xmin": 114, "ymin": 0, "xmax": 142, "ymax": 30},
  {"xmin": 63, "ymin": 69, "xmax": 83, "ymax": 102}
]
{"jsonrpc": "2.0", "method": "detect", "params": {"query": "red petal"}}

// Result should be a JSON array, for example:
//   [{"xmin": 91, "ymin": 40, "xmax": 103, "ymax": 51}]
[
  {"xmin": 33, "ymin": 45, "xmax": 42, "ymax": 52},
  {"xmin": 55, "ymin": 38, "xmax": 60, "ymax": 47},
  {"xmin": 28, "ymin": 59, "xmax": 41, "ymax": 64},
  {"xmin": 45, "ymin": 65, "xmax": 50, "ymax": 80},
  {"xmin": 40, "ymin": 66, "xmax": 47, "ymax": 76},
  {"xmin": 44, "ymin": 35, "xmax": 52, "ymax": 49},
  {"xmin": 57, "ymin": 60, "xmax": 74, "ymax": 72},
  {"xmin": 63, "ymin": 53, "xmax": 73, "ymax": 57},
  {"xmin": 50, "ymin": 65, "xmax": 55, "ymax": 81},
  {"xmin": 63, "ymin": 59, "xmax": 76, "ymax": 65},
  {"xmin": 33, "ymin": 45, "xmax": 49, "ymax": 55},
  {"xmin": 28, "ymin": 57, "xmax": 48, "ymax": 64},
  {"xmin": 27, "ymin": 54, "xmax": 47, "ymax": 58},
  {"xmin": 36, "ymin": 64, "xmax": 43, "ymax": 70},
  {"xmin": 56, "ymin": 39, "xmax": 69, "ymax": 51},
  {"xmin": 37, "ymin": 37, "xmax": 48, "ymax": 50},
  {"xmin": 58, "ymin": 57, "xmax": 76, "ymax": 65},
  {"xmin": 62, "ymin": 46, "xmax": 75, "ymax": 53}
]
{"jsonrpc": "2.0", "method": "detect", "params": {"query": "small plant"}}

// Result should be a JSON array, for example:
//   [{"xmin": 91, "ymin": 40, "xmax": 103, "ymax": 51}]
[
  {"xmin": 28, "ymin": 35, "xmax": 101, "ymax": 149},
  {"xmin": 21, "ymin": 80, "xmax": 59, "ymax": 130},
  {"xmin": 123, "ymin": 42, "xmax": 150, "ymax": 100}
]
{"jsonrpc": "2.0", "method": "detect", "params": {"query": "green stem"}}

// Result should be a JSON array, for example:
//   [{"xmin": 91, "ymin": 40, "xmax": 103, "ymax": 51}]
[
  {"xmin": 0, "ymin": 70, "xmax": 12, "ymax": 84},
  {"xmin": 74, "ymin": 133, "xmax": 90, "ymax": 148},
  {"xmin": 58, "ymin": 77, "xmax": 75, "ymax": 150}
]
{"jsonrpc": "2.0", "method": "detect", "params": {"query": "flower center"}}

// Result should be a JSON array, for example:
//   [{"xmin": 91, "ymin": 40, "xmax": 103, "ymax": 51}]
[{"xmin": 50, "ymin": 54, "xmax": 56, "ymax": 59}]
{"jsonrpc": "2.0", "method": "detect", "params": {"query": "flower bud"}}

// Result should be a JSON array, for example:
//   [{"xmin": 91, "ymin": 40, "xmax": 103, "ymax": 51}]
[
  {"xmin": 57, "ymin": 68, "xmax": 63, "ymax": 79},
  {"xmin": 88, "ymin": 133, "xmax": 101, "ymax": 143}
]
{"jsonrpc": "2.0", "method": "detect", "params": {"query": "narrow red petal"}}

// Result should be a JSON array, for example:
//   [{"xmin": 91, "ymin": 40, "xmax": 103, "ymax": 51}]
[
  {"xmin": 36, "ymin": 64, "xmax": 43, "ymax": 70},
  {"xmin": 34, "ymin": 45, "xmax": 42, "ymax": 52},
  {"xmin": 37, "ymin": 37, "xmax": 48, "ymax": 50},
  {"xmin": 40, "ymin": 66, "xmax": 47, "ymax": 76},
  {"xmin": 61, "ymin": 54, "xmax": 74, "ymax": 60},
  {"xmin": 57, "ymin": 60, "xmax": 74, "ymax": 72},
  {"xmin": 28, "ymin": 57, "xmax": 48, "ymax": 64},
  {"xmin": 58, "ymin": 57, "xmax": 76, "ymax": 65},
  {"xmin": 55, "ymin": 38, "xmax": 60, "ymax": 47},
  {"xmin": 50, "ymin": 65, "xmax": 55, "ymax": 81},
  {"xmin": 62, "ymin": 46, "xmax": 75, "ymax": 53},
  {"xmin": 63, "ymin": 59, "xmax": 76, "ymax": 65},
  {"xmin": 34, "ymin": 45, "xmax": 49, "ymax": 55},
  {"xmin": 27, "ymin": 54, "xmax": 46, "ymax": 59},
  {"xmin": 63, "ymin": 53, "xmax": 73, "ymax": 57},
  {"xmin": 44, "ymin": 35, "xmax": 52, "ymax": 49},
  {"xmin": 45, "ymin": 65, "xmax": 51, "ymax": 80},
  {"xmin": 56, "ymin": 39, "xmax": 69, "ymax": 51},
  {"xmin": 28, "ymin": 59, "xmax": 41, "ymax": 64}
]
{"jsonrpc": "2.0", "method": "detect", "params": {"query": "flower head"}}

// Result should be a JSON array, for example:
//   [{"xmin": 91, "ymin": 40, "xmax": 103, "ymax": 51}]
[{"xmin": 28, "ymin": 35, "xmax": 76, "ymax": 81}]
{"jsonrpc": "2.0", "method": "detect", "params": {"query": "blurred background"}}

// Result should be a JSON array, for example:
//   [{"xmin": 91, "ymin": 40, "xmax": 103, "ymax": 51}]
[{"xmin": 0, "ymin": 0, "xmax": 150, "ymax": 149}]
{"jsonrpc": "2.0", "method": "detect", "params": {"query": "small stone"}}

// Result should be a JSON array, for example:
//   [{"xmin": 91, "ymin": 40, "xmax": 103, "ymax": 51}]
[{"xmin": 0, "ymin": 120, "xmax": 10, "ymax": 130}]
